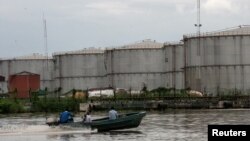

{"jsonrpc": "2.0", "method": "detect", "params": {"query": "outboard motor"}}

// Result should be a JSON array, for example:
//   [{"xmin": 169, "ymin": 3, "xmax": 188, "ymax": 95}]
[{"xmin": 46, "ymin": 117, "xmax": 59, "ymax": 126}]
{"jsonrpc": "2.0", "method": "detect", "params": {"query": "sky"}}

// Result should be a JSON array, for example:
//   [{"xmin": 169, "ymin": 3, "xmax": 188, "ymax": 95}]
[{"xmin": 0, "ymin": 0, "xmax": 250, "ymax": 58}]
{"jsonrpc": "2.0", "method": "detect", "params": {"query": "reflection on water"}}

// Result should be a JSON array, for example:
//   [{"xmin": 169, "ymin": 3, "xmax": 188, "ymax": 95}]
[
  {"xmin": 1, "ymin": 109, "xmax": 250, "ymax": 141},
  {"xmin": 58, "ymin": 134, "xmax": 74, "ymax": 141},
  {"xmin": 108, "ymin": 130, "xmax": 143, "ymax": 135}
]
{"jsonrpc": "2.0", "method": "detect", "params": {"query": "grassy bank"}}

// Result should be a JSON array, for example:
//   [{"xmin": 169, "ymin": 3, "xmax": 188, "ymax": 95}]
[
  {"xmin": 30, "ymin": 98, "xmax": 81, "ymax": 113},
  {"xmin": 1, "ymin": 87, "xmax": 250, "ymax": 114},
  {"xmin": 0, "ymin": 97, "xmax": 82, "ymax": 114},
  {"xmin": 0, "ymin": 99, "xmax": 25, "ymax": 113}
]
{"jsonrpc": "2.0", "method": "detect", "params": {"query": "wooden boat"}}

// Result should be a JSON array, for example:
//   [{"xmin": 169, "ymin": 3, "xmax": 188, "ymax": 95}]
[
  {"xmin": 46, "ymin": 111, "xmax": 146, "ymax": 132},
  {"xmin": 91, "ymin": 111, "xmax": 146, "ymax": 132}
]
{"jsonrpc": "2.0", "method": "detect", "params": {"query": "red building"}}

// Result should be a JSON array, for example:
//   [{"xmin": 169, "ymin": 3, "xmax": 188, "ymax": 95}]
[{"xmin": 8, "ymin": 71, "xmax": 40, "ymax": 98}]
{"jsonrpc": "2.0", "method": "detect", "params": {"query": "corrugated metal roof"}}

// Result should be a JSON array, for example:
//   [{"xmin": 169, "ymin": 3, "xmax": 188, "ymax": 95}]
[
  {"xmin": 53, "ymin": 47, "xmax": 104, "ymax": 56},
  {"xmin": 184, "ymin": 25, "xmax": 250, "ymax": 38}
]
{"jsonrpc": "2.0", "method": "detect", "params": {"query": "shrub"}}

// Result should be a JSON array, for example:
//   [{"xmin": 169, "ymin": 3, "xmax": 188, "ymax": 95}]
[{"xmin": 0, "ymin": 99, "xmax": 24, "ymax": 113}]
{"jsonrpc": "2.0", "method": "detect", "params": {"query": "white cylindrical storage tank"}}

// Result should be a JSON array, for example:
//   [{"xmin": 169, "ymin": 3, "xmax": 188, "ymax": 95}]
[
  {"xmin": 163, "ymin": 42, "xmax": 184, "ymax": 89},
  {"xmin": 105, "ymin": 39, "xmax": 166, "ymax": 91},
  {"xmin": 53, "ymin": 48, "xmax": 107, "ymax": 93},
  {"xmin": 184, "ymin": 26, "xmax": 250, "ymax": 95},
  {"xmin": 0, "ymin": 54, "xmax": 53, "ymax": 93}
]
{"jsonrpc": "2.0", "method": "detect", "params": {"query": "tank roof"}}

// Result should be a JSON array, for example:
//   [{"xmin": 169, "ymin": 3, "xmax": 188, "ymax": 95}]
[
  {"xmin": 54, "ymin": 39, "xmax": 165, "ymax": 55},
  {"xmin": 0, "ymin": 53, "xmax": 52, "ymax": 60},
  {"xmin": 53, "ymin": 47, "xmax": 105, "ymax": 56},
  {"xmin": 107, "ymin": 39, "xmax": 164, "ymax": 50},
  {"xmin": 184, "ymin": 25, "xmax": 250, "ymax": 38},
  {"xmin": 163, "ymin": 41, "xmax": 183, "ymax": 46}
]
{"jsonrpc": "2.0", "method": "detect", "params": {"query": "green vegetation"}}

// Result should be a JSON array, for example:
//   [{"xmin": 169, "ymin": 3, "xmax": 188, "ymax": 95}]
[
  {"xmin": 0, "ymin": 99, "xmax": 24, "ymax": 113},
  {"xmin": 0, "ymin": 88, "xmax": 86, "ymax": 114},
  {"xmin": 30, "ymin": 98, "xmax": 81, "ymax": 113},
  {"xmin": 1, "ymin": 86, "xmax": 249, "ymax": 113},
  {"xmin": 29, "ymin": 89, "xmax": 83, "ymax": 113},
  {"xmin": 0, "ymin": 97, "xmax": 82, "ymax": 114}
]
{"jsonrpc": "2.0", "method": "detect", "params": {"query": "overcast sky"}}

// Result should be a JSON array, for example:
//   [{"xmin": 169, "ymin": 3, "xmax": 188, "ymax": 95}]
[{"xmin": 0, "ymin": 0, "xmax": 249, "ymax": 58}]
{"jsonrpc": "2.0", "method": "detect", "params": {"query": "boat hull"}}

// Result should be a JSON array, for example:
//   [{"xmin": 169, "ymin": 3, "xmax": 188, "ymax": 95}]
[
  {"xmin": 46, "ymin": 111, "xmax": 146, "ymax": 132},
  {"xmin": 91, "ymin": 112, "xmax": 146, "ymax": 132}
]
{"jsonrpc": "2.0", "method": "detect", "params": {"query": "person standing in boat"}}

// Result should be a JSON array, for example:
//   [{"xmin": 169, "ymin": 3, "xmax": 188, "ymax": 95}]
[
  {"xmin": 109, "ymin": 106, "xmax": 118, "ymax": 120},
  {"xmin": 59, "ymin": 110, "xmax": 74, "ymax": 123}
]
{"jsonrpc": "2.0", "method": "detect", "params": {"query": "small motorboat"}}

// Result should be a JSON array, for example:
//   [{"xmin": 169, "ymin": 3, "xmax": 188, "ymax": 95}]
[
  {"xmin": 46, "ymin": 111, "xmax": 146, "ymax": 132},
  {"xmin": 91, "ymin": 111, "xmax": 146, "ymax": 132}
]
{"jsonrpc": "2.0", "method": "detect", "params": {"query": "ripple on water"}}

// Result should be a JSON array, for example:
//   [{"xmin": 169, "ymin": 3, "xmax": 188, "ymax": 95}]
[
  {"xmin": 0, "ymin": 124, "xmax": 96, "ymax": 136},
  {"xmin": 1, "ymin": 109, "xmax": 250, "ymax": 141}
]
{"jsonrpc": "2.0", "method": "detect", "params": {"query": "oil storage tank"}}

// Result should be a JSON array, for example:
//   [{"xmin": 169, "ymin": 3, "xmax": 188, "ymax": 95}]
[
  {"xmin": 53, "ymin": 48, "xmax": 107, "ymax": 93},
  {"xmin": 163, "ymin": 42, "xmax": 184, "ymax": 89},
  {"xmin": 105, "ymin": 39, "xmax": 166, "ymax": 91},
  {"xmin": 184, "ymin": 26, "xmax": 250, "ymax": 95},
  {"xmin": 0, "ymin": 54, "xmax": 53, "ymax": 93}
]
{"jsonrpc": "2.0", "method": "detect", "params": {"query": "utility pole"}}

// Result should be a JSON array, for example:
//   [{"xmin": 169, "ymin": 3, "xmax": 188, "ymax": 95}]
[
  {"xmin": 194, "ymin": 0, "xmax": 202, "ymax": 91},
  {"xmin": 195, "ymin": 0, "xmax": 202, "ymax": 37},
  {"xmin": 43, "ymin": 13, "xmax": 49, "ymax": 69}
]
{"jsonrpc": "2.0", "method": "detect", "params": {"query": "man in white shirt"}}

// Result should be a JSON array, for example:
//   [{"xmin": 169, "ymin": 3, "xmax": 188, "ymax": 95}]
[
  {"xmin": 109, "ymin": 106, "xmax": 118, "ymax": 120},
  {"xmin": 83, "ymin": 112, "xmax": 92, "ymax": 123}
]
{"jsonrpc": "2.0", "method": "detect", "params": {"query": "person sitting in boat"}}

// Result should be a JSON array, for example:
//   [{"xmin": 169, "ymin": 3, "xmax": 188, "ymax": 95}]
[
  {"xmin": 59, "ymin": 110, "xmax": 74, "ymax": 123},
  {"xmin": 83, "ymin": 111, "xmax": 92, "ymax": 123},
  {"xmin": 109, "ymin": 106, "xmax": 118, "ymax": 120}
]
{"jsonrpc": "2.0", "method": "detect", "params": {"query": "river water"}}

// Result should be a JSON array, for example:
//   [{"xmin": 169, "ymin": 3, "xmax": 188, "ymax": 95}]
[{"xmin": 0, "ymin": 109, "xmax": 250, "ymax": 141}]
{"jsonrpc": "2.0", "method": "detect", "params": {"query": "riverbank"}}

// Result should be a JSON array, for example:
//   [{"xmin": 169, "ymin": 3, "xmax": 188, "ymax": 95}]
[
  {"xmin": 1, "ymin": 96, "xmax": 250, "ymax": 114},
  {"xmin": 83, "ymin": 96, "xmax": 250, "ymax": 111}
]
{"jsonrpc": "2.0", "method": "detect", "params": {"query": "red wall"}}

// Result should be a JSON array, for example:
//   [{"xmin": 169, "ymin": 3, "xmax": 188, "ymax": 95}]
[{"xmin": 9, "ymin": 74, "xmax": 40, "ymax": 98}]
